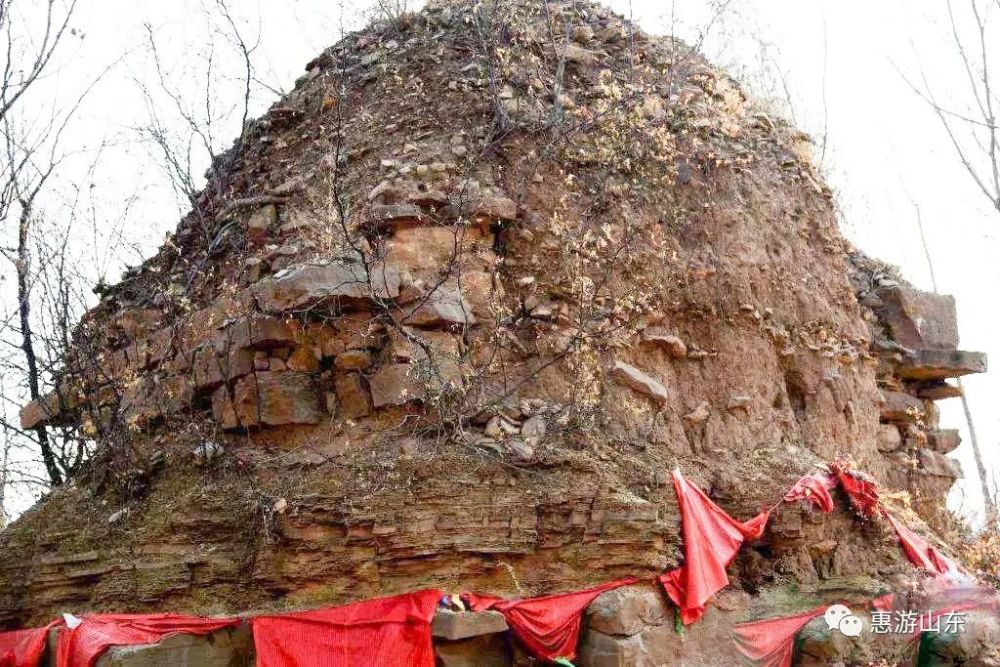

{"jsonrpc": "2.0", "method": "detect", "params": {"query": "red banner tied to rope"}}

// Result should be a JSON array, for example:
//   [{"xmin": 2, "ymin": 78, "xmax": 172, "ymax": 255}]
[
  {"xmin": 733, "ymin": 605, "xmax": 826, "ymax": 667},
  {"xmin": 659, "ymin": 470, "xmax": 770, "ymax": 625},
  {"xmin": 783, "ymin": 473, "xmax": 836, "ymax": 513},
  {"xmin": 252, "ymin": 589, "xmax": 442, "ymax": 667},
  {"xmin": 56, "ymin": 614, "xmax": 240, "ymax": 667},
  {"xmin": 464, "ymin": 578, "xmax": 637, "ymax": 662},
  {"xmin": 0, "ymin": 621, "xmax": 59, "ymax": 667}
]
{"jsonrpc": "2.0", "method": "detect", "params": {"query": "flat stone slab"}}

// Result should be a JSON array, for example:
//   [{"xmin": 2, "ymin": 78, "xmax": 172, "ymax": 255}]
[
  {"xmin": 254, "ymin": 261, "xmax": 401, "ymax": 312},
  {"xmin": 432, "ymin": 610, "xmax": 508, "ymax": 640},
  {"xmin": 876, "ymin": 286, "xmax": 959, "ymax": 350},
  {"xmin": 913, "ymin": 381, "xmax": 963, "ymax": 400},
  {"xmin": 897, "ymin": 349, "xmax": 987, "ymax": 381},
  {"xmin": 609, "ymin": 361, "xmax": 668, "ymax": 404}
]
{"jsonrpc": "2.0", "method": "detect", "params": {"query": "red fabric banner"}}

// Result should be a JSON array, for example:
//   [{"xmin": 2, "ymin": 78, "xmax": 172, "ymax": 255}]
[
  {"xmin": 56, "ymin": 614, "xmax": 240, "ymax": 667},
  {"xmin": 829, "ymin": 462, "xmax": 880, "ymax": 518},
  {"xmin": 885, "ymin": 513, "xmax": 963, "ymax": 578},
  {"xmin": 659, "ymin": 470, "xmax": 769, "ymax": 625},
  {"xmin": 0, "ymin": 621, "xmax": 58, "ymax": 667},
  {"xmin": 783, "ymin": 473, "xmax": 836, "ymax": 513},
  {"xmin": 251, "ymin": 589, "xmax": 442, "ymax": 667},
  {"xmin": 464, "ymin": 578, "xmax": 637, "ymax": 662},
  {"xmin": 733, "ymin": 606, "xmax": 826, "ymax": 667}
]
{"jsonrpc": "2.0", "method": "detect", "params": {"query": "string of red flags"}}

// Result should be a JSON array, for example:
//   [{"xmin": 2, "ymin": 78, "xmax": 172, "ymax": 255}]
[
  {"xmin": 251, "ymin": 589, "xmax": 442, "ymax": 667},
  {"xmin": 463, "ymin": 578, "xmax": 638, "ymax": 663},
  {"xmin": 0, "ymin": 460, "xmax": 977, "ymax": 667}
]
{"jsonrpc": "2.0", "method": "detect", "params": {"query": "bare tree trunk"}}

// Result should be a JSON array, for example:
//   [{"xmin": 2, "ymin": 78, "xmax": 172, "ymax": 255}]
[{"xmin": 16, "ymin": 200, "xmax": 62, "ymax": 485}]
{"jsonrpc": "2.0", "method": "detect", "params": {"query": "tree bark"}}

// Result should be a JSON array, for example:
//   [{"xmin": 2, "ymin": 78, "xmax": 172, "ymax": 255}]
[{"xmin": 16, "ymin": 200, "xmax": 63, "ymax": 486}]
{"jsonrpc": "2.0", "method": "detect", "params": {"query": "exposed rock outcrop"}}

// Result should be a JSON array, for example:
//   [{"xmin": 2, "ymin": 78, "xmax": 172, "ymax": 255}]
[{"xmin": 0, "ymin": 0, "xmax": 989, "ymax": 663}]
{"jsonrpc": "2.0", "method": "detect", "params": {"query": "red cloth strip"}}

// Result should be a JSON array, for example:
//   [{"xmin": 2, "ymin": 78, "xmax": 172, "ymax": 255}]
[
  {"xmin": 733, "ymin": 606, "xmax": 826, "ymax": 667},
  {"xmin": 464, "ymin": 578, "xmax": 637, "ymax": 662},
  {"xmin": 252, "ymin": 589, "xmax": 442, "ymax": 667},
  {"xmin": 659, "ymin": 469, "xmax": 769, "ymax": 625},
  {"xmin": 0, "ymin": 621, "xmax": 59, "ymax": 667},
  {"xmin": 56, "ymin": 614, "xmax": 240, "ymax": 667},
  {"xmin": 828, "ymin": 461, "xmax": 880, "ymax": 518},
  {"xmin": 885, "ymin": 512, "xmax": 964, "ymax": 578},
  {"xmin": 783, "ymin": 473, "xmax": 836, "ymax": 513}
]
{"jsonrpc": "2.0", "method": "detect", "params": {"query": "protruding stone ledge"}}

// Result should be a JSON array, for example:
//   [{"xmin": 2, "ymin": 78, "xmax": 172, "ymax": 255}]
[
  {"xmin": 926, "ymin": 429, "xmax": 961, "ymax": 454},
  {"xmin": 253, "ymin": 261, "xmax": 401, "ymax": 313},
  {"xmin": 875, "ymin": 286, "xmax": 959, "ymax": 350},
  {"xmin": 913, "ymin": 380, "xmax": 963, "ymax": 400},
  {"xmin": 897, "ymin": 349, "xmax": 987, "ymax": 381}
]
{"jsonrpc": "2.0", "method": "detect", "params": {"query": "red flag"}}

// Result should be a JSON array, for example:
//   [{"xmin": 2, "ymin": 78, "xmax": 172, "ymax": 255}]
[
  {"xmin": 0, "ymin": 621, "xmax": 59, "ymax": 667},
  {"xmin": 885, "ymin": 513, "xmax": 964, "ymax": 578},
  {"xmin": 733, "ymin": 606, "xmax": 826, "ymax": 667},
  {"xmin": 464, "ymin": 578, "xmax": 637, "ymax": 662},
  {"xmin": 783, "ymin": 473, "xmax": 836, "ymax": 512},
  {"xmin": 56, "ymin": 614, "xmax": 240, "ymax": 667},
  {"xmin": 659, "ymin": 470, "xmax": 770, "ymax": 625},
  {"xmin": 829, "ymin": 461, "xmax": 880, "ymax": 518},
  {"xmin": 252, "ymin": 590, "xmax": 442, "ymax": 667}
]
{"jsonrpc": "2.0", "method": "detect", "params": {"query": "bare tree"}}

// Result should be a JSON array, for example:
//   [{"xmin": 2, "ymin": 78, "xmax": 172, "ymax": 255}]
[
  {"xmin": 901, "ymin": 0, "xmax": 999, "ymax": 524},
  {"xmin": 0, "ymin": 0, "xmax": 82, "ymax": 486},
  {"xmin": 903, "ymin": 0, "xmax": 1000, "ymax": 215}
]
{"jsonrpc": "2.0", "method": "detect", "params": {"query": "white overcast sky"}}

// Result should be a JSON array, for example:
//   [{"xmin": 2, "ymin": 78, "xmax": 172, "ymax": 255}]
[{"xmin": 3, "ymin": 0, "xmax": 998, "ymax": 524}]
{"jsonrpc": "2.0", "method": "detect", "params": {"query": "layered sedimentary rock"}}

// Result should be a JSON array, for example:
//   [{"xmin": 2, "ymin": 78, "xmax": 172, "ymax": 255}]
[{"xmin": 0, "ymin": 1, "xmax": 987, "ymax": 662}]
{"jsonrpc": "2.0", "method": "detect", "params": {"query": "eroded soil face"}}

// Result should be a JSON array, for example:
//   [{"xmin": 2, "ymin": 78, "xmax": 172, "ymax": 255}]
[{"xmin": 1, "ymin": 0, "xmax": 979, "ymax": 632}]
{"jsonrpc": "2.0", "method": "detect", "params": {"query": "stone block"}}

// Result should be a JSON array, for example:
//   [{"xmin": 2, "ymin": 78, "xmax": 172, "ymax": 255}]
[
  {"xmin": 876, "ymin": 286, "xmax": 959, "ymax": 350},
  {"xmin": 432, "ymin": 610, "xmax": 508, "ymax": 640},
  {"xmin": 211, "ymin": 385, "xmax": 238, "ymax": 430},
  {"xmin": 913, "ymin": 380, "xmax": 963, "ymax": 400},
  {"xmin": 95, "ymin": 623, "xmax": 254, "ymax": 666},
  {"xmin": 223, "ymin": 314, "xmax": 297, "ymax": 351},
  {"xmin": 19, "ymin": 392, "xmax": 64, "ymax": 429},
  {"xmin": 369, "ymin": 363, "xmax": 424, "ymax": 408},
  {"xmin": 401, "ymin": 285, "xmax": 476, "ymax": 329},
  {"xmin": 897, "ymin": 349, "xmax": 987, "ymax": 381},
  {"xmin": 879, "ymin": 390, "xmax": 923, "ymax": 423},
  {"xmin": 254, "ymin": 262, "xmax": 401, "ymax": 313},
  {"xmin": 385, "ymin": 227, "xmax": 490, "ymax": 273},
  {"xmin": 246, "ymin": 204, "xmax": 277, "ymax": 244},
  {"xmin": 577, "ymin": 625, "xmax": 676, "ymax": 667},
  {"xmin": 366, "ymin": 203, "xmax": 429, "ymax": 228},
  {"xmin": 231, "ymin": 371, "xmax": 323, "ymax": 427},
  {"xmin": 434, "ymin": 633, "xmax": 510, "ymax": 667},
  {"xmin": 876, "ymin": 424, "xmax": 902, "ymax": 453},
  {"xmin": 586, "ymin": 585, "xmax": 667, "ymax": 637},
  {"xmin": 472, "ymin": 196, "xmax": 517, "ymax": 222},
  {"xmin": 926, "ymin": 429, "xmax": 961, "ymax": 454},
  {"xmin": 334, "ymin": 373, "xmax": 371, "ymax": 418},
  {"xmin": 609, "ymin": 361, "xmax": 668, "ymax": 405},
  {"xmin": 918, "ymin": 449, "xmax": 961, "ymax": 479},
  {"xmin": 192, "ymin": 347, "xmax": 255, "ymax": 391}
]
